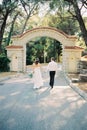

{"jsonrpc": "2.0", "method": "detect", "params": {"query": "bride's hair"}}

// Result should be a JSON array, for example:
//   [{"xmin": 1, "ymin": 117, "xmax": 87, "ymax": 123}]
[{"xmin": 35, "ymin": 58, "xmax": 39, "ymax": 65}]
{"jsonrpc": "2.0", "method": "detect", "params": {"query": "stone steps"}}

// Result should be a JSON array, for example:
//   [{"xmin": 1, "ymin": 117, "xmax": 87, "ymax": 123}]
[{"xmin": 79, "ymin": 74, "xmax": 87, "ymax": 82}]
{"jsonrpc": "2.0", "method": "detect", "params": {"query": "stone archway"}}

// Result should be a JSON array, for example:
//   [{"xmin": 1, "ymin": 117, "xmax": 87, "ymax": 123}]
[{"xmin": 6, "ymin": 27, "xmax": 84, "ymax": 73}]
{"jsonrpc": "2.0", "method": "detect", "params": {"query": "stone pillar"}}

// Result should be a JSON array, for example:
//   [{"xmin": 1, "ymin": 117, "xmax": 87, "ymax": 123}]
[
  {"xmin": 62, "ymin": 49, "xmax": 69, "ymax": 73},
  {"xmin": 6, "ymin": 45, "xmax": 24, "ymax": 72},
  {"xmin": 23, "ymin": 45, "xmax": 26, "ymax": 72},
  {"xmin": 63, "ymin": 46, "xmax": 84, "ymax": 73}
]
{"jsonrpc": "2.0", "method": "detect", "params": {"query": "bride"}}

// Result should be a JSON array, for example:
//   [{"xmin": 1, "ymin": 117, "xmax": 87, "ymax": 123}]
[{"xmin": 32, "ymin": 58, "xmax": 43, "ymax": 89}]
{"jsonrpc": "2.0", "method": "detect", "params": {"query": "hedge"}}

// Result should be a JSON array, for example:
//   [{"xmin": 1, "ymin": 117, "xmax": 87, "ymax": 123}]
[{"xmin": 0, "ymin": 53, "xmax": 10, "ymax": 72}]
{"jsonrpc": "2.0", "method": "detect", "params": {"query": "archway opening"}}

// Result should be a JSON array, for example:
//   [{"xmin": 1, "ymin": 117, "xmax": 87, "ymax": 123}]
[{"xmin": 26, "ymin": 36, "xmax": 63, "ymax": 66}]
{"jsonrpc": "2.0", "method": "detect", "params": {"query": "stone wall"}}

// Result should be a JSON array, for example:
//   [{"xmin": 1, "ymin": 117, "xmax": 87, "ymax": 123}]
[
  {"xmin": 6, "ymin": 45, "xmax": 24, "ymax": 72},
  {"xmin": 63, "ymin": 46, "xmax": 84, "ymax": 73},
  {"xmin": 79, "ymin": 60, "xmax": 87, "ymax": 82}
]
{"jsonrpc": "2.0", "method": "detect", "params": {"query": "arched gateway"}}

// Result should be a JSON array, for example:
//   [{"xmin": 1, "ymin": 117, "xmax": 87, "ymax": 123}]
[{"xmin": 6, "ymin": 27, "xmax": 83, "ymax": 73}]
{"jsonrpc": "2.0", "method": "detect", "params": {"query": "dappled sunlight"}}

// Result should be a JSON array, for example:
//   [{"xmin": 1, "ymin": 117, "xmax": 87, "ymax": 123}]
[
  {"xmin": 13, "ymin": 103, "xmax": 31, "ymax": 110},
  {"xmin": 36, "ymin": 87, "xmax": 50, "ymax": 93},
  {"xmin": 28, "ymin": 90, "xmax": 87, "ymax": 124},
  {"xmin": 1, "ymin": 89, "xmax": 87, "ymax": 130},
  {"xmin": 0, "ymin": 70, "xmax": 87, "ymax": 130},
  {"xmin": 24, "ymin": 104, "xmax": 31, "ymax": 109},
  {"xmin": 6, "ymin": 118, "xmax": 17, "ymax": 130},
  {"xmin": 5, "ymin": 77, "xmax": 30, "ymax": 84},
  {"xmin": 39, "ymin": 98, "xmax": 60, "ymax": 108},
  {"xmin": 52, "ymin": 85, "xmax": 69, "ymax": 89},
  {"xmin": 2, "ymin": 102, "xmax": 15, "ymax": 110},
  {"xmin": 10, "ymin": 91, "xmax": 21, "ymax": 96},
  {"xmin": 0, "ymin": 95, "xmax": 6, "ymax": 100}
]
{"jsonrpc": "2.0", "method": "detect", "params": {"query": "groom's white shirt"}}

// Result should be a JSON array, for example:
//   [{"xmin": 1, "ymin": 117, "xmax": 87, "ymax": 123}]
[{"xmin": 47, "ymin": 61, "xmax": 58, "ymax": 71}]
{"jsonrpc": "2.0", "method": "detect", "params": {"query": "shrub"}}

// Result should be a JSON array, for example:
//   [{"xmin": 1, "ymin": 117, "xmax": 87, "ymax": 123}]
[{"xmin": 0, "ymin": 53, "xmax": 10, "ymax": 72}]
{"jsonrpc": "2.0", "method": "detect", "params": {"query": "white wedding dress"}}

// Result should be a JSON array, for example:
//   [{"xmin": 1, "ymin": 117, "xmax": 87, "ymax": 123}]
[{"xmin": 33, "ymin": 67, "xmax": 43, "ymax": 89}]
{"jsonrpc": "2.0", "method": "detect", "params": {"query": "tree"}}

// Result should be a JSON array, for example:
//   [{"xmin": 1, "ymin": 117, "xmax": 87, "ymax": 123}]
[
  {"xmin": 0, "ymin": 0, "xmax": 19, "ymax": 53},
  {"xmin": 44, "ymin": 38, "xmax": 62, "ymax": 62},
  {"xmin": 49, "ymin": 0, "xmax": 87, "ymax": 47},
  {"xmin": 42, "ymin": 13, "xmax": 79, "ymax": 35},
  {"xmin": 54, "ymin": 40, "xmax": 62, "ymax": 62},
  {"xmin": 0, "ymin": 0, "xmax": 45, "ymax": 53},
  {"xmin": 6, "ymin": 12, "xmax": 19, "ymax": 45},
  {"xmin": 20, "ymin": 0, "xmax": 38, "ymax": 33},
  {"xmin": 64, "ymin": 0, "xmax": 87, "ymax": 46},
  {"xmin": 20, "ymin": 0, "xmax": 45, "ymax": 33}
]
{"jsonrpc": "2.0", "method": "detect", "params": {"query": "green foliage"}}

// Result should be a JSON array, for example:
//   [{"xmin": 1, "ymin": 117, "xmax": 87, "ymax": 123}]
[
  {"xmin": 48, "ymin": 0, "xmax": 87, "ymax": 46},
  {"xmin": 0, "ymin": 53, "xmax": 10, "ymax": 72},
  {"xmin": 56, "ymin": 17, "xmax": 79, "ymax": 35},
  {"xmin": 46, "ymin": 38, "xmax": 62, "ymax": 62},
  {"xmin": 26, "ymin": 37, "xmax": 63, "ymax": 64},
  {"xmin": 26, "ymin": 42, "xmax": 35, "ymax": 65},
  {"xmin": 42, "ymin": 13, "xmax": 79, "ymax": 35},
  {"xmin": 26, "ymin": 37, "xmax": 46, "ymax": 64}
]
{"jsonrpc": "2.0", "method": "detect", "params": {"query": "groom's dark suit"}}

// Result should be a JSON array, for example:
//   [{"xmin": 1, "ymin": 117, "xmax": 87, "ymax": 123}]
[{"xmin": 47, "ymin": 58, "xmax": 57, "ymax": 88}]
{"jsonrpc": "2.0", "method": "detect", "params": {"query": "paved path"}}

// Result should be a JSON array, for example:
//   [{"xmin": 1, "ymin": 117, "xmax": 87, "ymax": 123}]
[{"xmin": 0, "ymin": 69, "xmax": 87, "ymax": 130}]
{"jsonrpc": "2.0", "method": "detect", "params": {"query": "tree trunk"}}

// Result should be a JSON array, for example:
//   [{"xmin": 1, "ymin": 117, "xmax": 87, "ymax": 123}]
[
  {"xmin": 6, "ymin": 12, "xmax": 19, "ymax": 46},
  {"xmin": 64, "ymin": 0, "xmax": 87, "ymax": 47},
  {"xmin": 0, "ymin": 12, "xmax": 9, "ymax": 53},
  {"xmin": 0, "ymin": 33, "xmax": 3, "ymax": 53},
  {"xmin": 73, "ymin": 1, "xmax": 87, "ymax": 47},
  {"xmin": 21, "ymin": 15, "xmax": 30, "ymax": 33}
]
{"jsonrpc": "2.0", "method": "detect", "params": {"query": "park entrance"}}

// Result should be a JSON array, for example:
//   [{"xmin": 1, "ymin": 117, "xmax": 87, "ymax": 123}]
[{"xmin": 6, "ymin": 27, "xmax": 83, "ymax": 73}]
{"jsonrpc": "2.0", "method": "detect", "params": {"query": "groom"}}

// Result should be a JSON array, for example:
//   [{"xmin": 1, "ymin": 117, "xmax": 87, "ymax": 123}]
[{"xmin": 47, "ymin": 57, "xmax": 58, "ymax": 89}]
